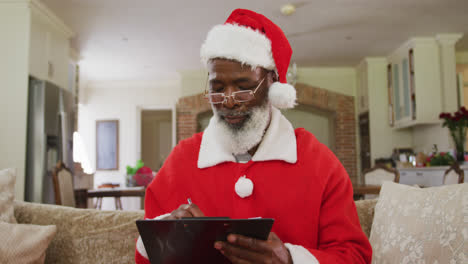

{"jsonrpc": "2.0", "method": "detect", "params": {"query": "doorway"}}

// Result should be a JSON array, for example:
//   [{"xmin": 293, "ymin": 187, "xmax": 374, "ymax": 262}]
[
  {"xmin": 282, "ymin": 104, "xmax": 336, "ymax": 152},
  {"xmin": 359, "ymin": 112, "xmax": 371, "ymax": 172},
  {"xmin": 141, "ymin": 110, "xmax": 172, "ymax": 171}
]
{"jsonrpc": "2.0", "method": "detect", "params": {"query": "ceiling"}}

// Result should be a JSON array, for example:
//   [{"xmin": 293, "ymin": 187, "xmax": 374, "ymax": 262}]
[{"xmin": 42, "ymin": 0, "xmax": 468, "ymax": 82}]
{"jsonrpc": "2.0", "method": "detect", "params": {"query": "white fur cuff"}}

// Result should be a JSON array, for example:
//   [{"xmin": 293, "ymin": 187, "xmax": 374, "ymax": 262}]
[
  {"xmin": 136, "ymin": 213, "xmax": 171, "ymax": 259},
  {"xmin": 284, "ymin": 243, "xmax": 320, "ymax": 264},
  {"xmin": 136, "ymin": 236, "xmax": 149, "ymax": 259},
  {"xmin": 268, "ymin": 82, "xmax": 297, "ymax": 109}
]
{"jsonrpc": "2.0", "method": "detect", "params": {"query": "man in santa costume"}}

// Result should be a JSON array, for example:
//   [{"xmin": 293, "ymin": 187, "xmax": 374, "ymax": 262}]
[{"xmin": 136, "ymin": 8, "xmax": 372, "ymax": 264}]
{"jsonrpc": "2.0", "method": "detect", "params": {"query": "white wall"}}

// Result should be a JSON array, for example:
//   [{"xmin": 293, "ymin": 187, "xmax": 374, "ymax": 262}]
[
  {"xmin": 179, "ymin": 69, "xmax": 207, "ymax": 97},
  {"xmin": 297, "ymin": 67, "xmax": 356, "ymax": 97},
  {"xmin": 456, "ymin": 51, "xmax": 468, "ymax": 64},
  {"xmin": 412, "ymin": 124, "xmax": 451, "ymax": 154},
  {"xmin": 0, "ymin": 2, "xmax": 31, "ymax": 200},
  {"xmin": 77, "ymin": 79, "xmax": 180, "ymax": 210}
]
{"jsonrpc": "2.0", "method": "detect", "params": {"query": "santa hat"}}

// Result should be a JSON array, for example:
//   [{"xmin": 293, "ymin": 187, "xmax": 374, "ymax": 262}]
[{"xmin": 200, "ymin": 9, "xmax": 296, "ymax": 109}]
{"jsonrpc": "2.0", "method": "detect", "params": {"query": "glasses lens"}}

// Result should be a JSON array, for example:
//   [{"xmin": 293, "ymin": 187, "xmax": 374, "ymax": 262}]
[
  {"xmin": 208, "ymin": 93, "xmax": 225, "ymax": 103},
  {"xmin": 233, "ymin": 91, "xmax": 254, "ymax": 102}
]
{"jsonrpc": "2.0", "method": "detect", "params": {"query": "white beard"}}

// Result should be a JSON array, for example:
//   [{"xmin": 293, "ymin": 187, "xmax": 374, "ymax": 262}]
[{"xmin": 211, "ymin": 102, "xmax": 271, "ymax": 155}]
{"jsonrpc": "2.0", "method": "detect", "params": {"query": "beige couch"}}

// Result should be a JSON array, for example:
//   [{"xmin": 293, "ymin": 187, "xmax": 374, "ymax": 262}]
[{"xmin": 14, "ymin": 199, "xmax": 377, "ymax": 264}]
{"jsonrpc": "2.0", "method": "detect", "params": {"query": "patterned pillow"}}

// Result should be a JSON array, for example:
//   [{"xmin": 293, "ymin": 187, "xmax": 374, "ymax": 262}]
[
  {"xmin": 0, "ymin": 222, "xmax": 56, "ymax": 264},
  {"xmin": 0, "ymin": 168, "xmax": 16, "ymax": 223},
  {"xmin": 370, "ymin": 182, "xmax": 467, "ymax": 263}
]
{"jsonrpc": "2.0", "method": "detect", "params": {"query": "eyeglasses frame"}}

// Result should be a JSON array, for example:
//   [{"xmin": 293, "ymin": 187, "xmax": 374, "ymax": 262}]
[{"xmin": 204, "ymin": 76, "xmax": 266, "ymax": 104}]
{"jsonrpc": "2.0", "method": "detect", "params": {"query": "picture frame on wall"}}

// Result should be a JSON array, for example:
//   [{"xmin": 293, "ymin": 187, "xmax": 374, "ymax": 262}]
[{"xmin": 96, "ymin": 120, "xmax": 119, "ymax": 170}]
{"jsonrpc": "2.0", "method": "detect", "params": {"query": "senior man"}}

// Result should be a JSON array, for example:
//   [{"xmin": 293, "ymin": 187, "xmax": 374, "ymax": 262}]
[{"xmin": 136, "ymin": 8, "xmax": 372, "ymax": 264}]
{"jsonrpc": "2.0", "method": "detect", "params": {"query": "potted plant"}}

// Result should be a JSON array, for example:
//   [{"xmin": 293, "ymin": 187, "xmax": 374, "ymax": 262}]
[
  {"xmin": 126, "ymin": 160, "xmax": 144, "ymax": 187},
  {"xmin": 439, "ymin": 107, "xmax": 468, "ymax": 162}
]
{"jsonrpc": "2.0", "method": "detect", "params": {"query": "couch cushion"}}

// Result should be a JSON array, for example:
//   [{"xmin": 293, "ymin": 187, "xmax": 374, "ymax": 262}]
[
  {"xmin": 0, "ymin": 168, "xmax": 16, "ymax": 223},
  {"xmin": 15, "ymin": 201, "xmax": 144, "ymax": 264},
  {"xmin": 354, "ymin": 199, "xmax": 377, "ymax": 238},
  {"xmin": 370, "ymin": 182, "xmax": 467, "ymax": 263},
  {"xmin": 0, "ymin": 222, "xmax": 56, "ymax": 264}
]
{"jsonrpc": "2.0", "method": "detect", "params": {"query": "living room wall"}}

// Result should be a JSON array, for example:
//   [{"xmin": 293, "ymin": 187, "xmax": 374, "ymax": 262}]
[
  {"xmin": 77, "ymin": 79, "xmax": 180, "ymax": 210},
  {"xmin": 0, "ymin": 3, "xmax": 31, "ymax": 200}
]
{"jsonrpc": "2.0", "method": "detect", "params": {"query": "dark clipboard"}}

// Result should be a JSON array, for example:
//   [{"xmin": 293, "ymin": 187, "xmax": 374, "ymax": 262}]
[{"xmin": 136, "ymin": 218, "xmax": 274, "ymax": 264}]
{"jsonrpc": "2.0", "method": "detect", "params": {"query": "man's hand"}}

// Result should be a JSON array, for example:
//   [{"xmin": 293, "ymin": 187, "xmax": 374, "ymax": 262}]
[
  {"xmin": 161, "ymin": 203, "xmax": 205, "ymax": 219},
  {"xmin": 214, "ymin": 232, "xmax": 293, "ymax": 264}
]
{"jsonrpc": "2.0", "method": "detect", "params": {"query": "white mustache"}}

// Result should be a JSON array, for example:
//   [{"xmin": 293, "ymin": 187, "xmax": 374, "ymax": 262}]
[{"xmin": 218, "ymin": 110, "xmax": 251, "ymax": 117}]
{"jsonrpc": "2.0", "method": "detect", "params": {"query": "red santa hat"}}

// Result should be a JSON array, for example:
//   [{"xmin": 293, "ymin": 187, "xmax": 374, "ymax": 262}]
[{"xmin": 200, "ymin": 9, "xmax": 296, "ymax": 109}]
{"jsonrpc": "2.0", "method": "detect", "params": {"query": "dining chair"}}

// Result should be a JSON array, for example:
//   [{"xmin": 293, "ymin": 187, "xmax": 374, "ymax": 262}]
[
  {"xmin": 52, "ymin": 161, "xmax": 76, "ymax": 207},
  {"xmin": 443, "ymin": 163, "xmax": 464, "ymax": 185},
  {"xmin": 363, "ymin": 163, "xmax": 399, "ymax": 199}
]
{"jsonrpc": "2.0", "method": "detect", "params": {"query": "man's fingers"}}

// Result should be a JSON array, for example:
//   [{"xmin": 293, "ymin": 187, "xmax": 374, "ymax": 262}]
[
  {"xmin": 172, "ymin": 203, "xmax": 205, "ymax": 219},
  {"xmin": 171, "ymin": 209, "xmax": 193, "ymax": 219},
  {"xmin": 268, "ymin": 232, "xmax": 280, "ymax": 241},
  {"xmin": 224, "ymin": 254, "xmax": 250, "ymax": 264},
  {"xmin": 228, "ymin": 234, "xmax": 270, "ymax": 252},
  {"xmin": 186, "ymin": 203, "xmax": 205, "ymax": 217},
  {"xmin": 216, "ymin": 241, "xmax": 263, "ymax": 263}
]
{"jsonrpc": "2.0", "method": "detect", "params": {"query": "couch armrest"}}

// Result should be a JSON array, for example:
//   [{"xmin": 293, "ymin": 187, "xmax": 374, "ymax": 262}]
[
  {"xmin": 14, "ymin": 201, "xmax": 144, "ymax": 264},
  {"xmin": 354, "ymin": 199, "xmax": 377, "ymax": 238}
]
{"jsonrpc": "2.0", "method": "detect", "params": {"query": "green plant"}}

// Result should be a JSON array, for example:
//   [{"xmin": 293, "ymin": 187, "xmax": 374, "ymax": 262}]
[
  {"xmin": 427, "ymin": 152, "xmax": 455, "ymax": 166},
  {"xmin": 126, "ymin": 160, "xmax": 144, "ymax": 176}
]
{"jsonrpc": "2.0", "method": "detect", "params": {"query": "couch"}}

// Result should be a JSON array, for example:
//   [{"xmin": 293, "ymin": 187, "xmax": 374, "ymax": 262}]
[{"xmin": 14, "ymin": 199, "xmax": 377, "ymax": 263}]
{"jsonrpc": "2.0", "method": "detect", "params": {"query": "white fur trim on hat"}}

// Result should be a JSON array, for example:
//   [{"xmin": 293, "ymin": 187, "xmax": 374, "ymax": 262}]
[
  {"xmin": 200, "ymin": 24, "xmax": 275, "ymax": 70},
  {"xmin": 268, "ymin": 82, "xmax": 297, "ymax": 109}
]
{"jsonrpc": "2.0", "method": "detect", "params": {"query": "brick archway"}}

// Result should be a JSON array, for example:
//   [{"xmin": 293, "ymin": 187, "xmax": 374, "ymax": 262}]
[{"xmin": 176, "ymin": 83, "xmax": 357, "ymax": 182}]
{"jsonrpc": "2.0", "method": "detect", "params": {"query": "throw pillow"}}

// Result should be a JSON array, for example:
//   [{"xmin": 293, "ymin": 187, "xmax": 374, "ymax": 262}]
[
  {"xmin": 0, "ymin": 168, "xmax": 16, "ymax": 223},
  {"xmin": 0, "ymin": 222, "xmax": 57, "ymax": 264},
  {"xmin": 370, "ymin": 182, "xmax": 467, "ymax": 263}
]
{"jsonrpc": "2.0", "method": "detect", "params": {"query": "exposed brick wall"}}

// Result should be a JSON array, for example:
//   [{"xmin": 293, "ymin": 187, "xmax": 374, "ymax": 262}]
[
  {"xmin": 296, "ymin": 83, "xmax": 357, "ymax": 182},
  {"xmin": 176, "ymin": 83, "xmax": 357, "ymax": 182},
  {"xmin": 176, "ymin": 94, "xmax": 212, "ymax": 142}
]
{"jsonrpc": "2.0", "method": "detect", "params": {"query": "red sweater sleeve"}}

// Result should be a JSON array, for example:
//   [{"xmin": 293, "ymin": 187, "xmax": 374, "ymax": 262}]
[{"xmin": 309, "ymin": 160, "xmax": 372, "ymax": 263}]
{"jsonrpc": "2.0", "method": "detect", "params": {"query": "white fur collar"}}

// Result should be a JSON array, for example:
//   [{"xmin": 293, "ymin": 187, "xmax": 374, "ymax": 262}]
[{"xmin": 197, "ymin": 107, "xmax": 297, "ymax": 168}]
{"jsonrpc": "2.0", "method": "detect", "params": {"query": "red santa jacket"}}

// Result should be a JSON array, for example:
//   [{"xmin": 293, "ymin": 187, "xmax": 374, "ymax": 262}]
[{"xmin": 136, "ymin": 108, "xmax": 372, "ymax": 264}]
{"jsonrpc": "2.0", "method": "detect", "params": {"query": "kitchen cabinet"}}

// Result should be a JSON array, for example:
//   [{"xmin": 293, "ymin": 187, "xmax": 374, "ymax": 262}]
[
  {"xmin": 387, "ymin": 38, "xmax": 442, "ymax": 129},
  {"xmin": 28, "ymin": 0, "xmax": 74, "ymax": 89},
  {"xmin": 398, "ymin": 166, "xmax": 468, "ymax": 187}
]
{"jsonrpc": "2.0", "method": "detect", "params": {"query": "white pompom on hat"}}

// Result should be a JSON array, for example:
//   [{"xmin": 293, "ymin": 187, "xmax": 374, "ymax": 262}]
[{"xmin": 200, "ymin": 9, "xmax": 296, "ymax": 109}]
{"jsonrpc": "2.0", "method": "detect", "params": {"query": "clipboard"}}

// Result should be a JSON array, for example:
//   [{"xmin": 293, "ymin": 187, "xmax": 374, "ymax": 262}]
[{"xmin": 136, "ymin": 217, "xmax": 274, "ymax": 264}]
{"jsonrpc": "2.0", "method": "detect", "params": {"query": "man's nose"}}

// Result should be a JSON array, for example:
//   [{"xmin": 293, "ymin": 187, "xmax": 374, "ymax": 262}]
[{"xmin": 222, "ymin": 86, "xmax": 239, "ymax": 109}]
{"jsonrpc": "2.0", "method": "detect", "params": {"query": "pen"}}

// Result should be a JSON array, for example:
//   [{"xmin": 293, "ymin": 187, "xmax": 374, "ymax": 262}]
[{"xmin": 187, "ymin": 198, "xmax": 192, "ymax": 205}]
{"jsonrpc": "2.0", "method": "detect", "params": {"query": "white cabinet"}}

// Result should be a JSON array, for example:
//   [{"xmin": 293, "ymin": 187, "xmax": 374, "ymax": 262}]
[
  {"xmin": 28, "ymin": 0, "xmax": 74, "ymax": 89},
  {"xmin": 399, "ymin": 166, "xmax": 468, "ymax": 187},
  {"xmin": 387, "ymin": 38, "xmax": 442, "ymax": 129},
  {"xmin": 399, "ymin": 169, "xmax": 444, "ymax": 187}
]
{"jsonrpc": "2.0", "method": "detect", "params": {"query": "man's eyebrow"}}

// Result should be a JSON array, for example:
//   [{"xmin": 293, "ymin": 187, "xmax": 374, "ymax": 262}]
[
  {"xmin": 209, "ymin": 79, "xmax": 224, "ymax": 84},
  {"xmin": 234, "ymin": 77, "xmax": 255, "ymax": 83}
]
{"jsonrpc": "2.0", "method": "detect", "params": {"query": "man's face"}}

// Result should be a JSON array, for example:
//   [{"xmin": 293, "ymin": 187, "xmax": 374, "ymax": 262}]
[{"xmin": 207, "ymin": 59, "xmax": 273, "ymax": 129}]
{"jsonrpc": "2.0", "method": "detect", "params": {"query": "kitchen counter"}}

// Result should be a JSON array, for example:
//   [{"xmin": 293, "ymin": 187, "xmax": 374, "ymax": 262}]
[{"xmin": 397, "ymin": 165, "xmax": 467, "ymax": 187}]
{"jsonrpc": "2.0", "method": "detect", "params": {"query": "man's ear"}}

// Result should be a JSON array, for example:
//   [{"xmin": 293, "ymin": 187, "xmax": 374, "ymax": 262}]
[{"xmin": 267, "ymin": 70, "xmax": 278, "ymax": 84}]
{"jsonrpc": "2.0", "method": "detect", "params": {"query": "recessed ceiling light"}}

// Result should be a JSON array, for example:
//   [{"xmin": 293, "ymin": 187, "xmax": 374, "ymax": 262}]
[{"xmin": 280, "ymin": 4, "xmax": 296, "ymax": 16}]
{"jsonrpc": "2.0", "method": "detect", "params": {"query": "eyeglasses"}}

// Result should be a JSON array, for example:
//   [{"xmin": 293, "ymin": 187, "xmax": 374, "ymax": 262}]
[{"xmin": 204, "ymin": 77, "xmax": 265, "ymax": 104}]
